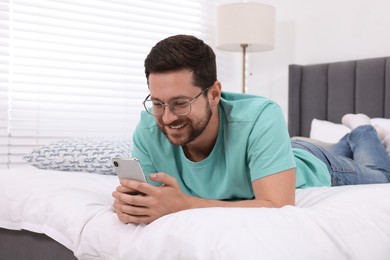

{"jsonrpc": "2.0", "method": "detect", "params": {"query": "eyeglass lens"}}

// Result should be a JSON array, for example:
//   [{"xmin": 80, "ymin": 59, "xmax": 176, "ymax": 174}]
[{"xmin": 144, "ymin": 98, "xmax": 191, "ymax": 116}]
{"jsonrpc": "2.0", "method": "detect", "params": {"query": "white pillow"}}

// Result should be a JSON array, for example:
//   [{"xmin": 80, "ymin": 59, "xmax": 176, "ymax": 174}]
[
  {"xmin": 310, "ymin": 119, "xmax": 350, "ymax": 143},
  {"xmin": 371, "ymin": 118, "xmax": 390, "ymax": 133},
  {"xmin": 23, "ymin": 138, "xmax": 133, "ymax": 175},
  {"xmin": 371, "ymin": 118, "xmax": 390, "ymax": 155},
  {"xmin": 310, "ymin": 117, "xmax": 390, "ymax": 156}
]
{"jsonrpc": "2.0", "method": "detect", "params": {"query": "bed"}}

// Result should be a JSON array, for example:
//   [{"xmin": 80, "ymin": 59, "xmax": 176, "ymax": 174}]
[{"xmin": 1, "ymin": 56, "xmax": 390, "ymax": 260}]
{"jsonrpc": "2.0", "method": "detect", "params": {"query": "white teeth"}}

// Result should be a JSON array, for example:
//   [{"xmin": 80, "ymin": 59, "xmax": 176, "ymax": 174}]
[{"xmin": 170, "ymin": 124, "xmax": 184, "ymax": 129}]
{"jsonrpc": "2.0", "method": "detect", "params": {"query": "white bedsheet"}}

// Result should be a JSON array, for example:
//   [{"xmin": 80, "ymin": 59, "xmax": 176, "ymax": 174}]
[{"xmin": 1, "ymin": 166, "xmax": 390, "ymax": 260}]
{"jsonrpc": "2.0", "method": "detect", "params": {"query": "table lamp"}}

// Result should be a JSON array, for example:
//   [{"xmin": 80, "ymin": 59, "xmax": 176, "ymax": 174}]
[{"xmin": 217, "ymin": 2, "xmax": 276, "ymax": 93}]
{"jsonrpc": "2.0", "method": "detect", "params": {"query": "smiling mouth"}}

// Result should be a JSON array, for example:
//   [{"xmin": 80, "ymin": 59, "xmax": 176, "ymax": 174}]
[{"xmin": 169, "ymin": 124, "xmax": 185, "ymax": 130}]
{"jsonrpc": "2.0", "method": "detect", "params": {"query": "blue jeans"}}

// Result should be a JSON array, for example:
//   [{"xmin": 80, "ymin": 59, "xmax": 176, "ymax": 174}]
[{"xmin": 291, "ymin": 125, "xmax": 390, "ymax": 186}]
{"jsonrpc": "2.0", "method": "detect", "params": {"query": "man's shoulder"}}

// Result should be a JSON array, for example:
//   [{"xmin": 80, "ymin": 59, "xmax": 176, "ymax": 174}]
[
  {"xmin": 220, "ymin": 91, "xmax": 280, "ymax": 122},
  {"xmin": 138, "ymin": 110, "xmax": 158, "ymax": 128}
]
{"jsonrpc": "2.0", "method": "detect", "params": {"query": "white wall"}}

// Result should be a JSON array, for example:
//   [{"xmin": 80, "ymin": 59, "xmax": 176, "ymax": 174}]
[{"xmin": 214, "ymin": 0, "xmax": 390, "ymax": 118}]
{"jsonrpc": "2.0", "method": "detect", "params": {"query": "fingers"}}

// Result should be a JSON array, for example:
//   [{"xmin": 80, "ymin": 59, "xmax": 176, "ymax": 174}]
[
  {"xmin": 114, "ymin": 199, "xmax": 149, "ymax": 224},
  {"xmin": 119, "ymin": 179, "xmax": 151, "ymax": 194},
  {"xmin": 116, "ymin": 184, "xmax": 137, "ymax": 194},
  {"xmin": 113, "ymin": 197, "xmax": 156, "ymax": 224},
  {"xmin": 113, "ymin": 191, "xmax": 147, "ymax": 207},
  {"xmin": 118, "ymin": 173, "xmax": 176, "ymax": 196},
  {"xmin": 112, "ymin": 173, "xmax": 180, "ymax": 224},
  {"xmin": 149, "ymin": 172, "xmax": 177, "ymax": 187},
  {"xmin": 116, "ymin": 210, "xmax": 155, "ymax": 224},
  {"xmin": 114, "ymin": 199, "xmax": 146, "ymax": 215}
]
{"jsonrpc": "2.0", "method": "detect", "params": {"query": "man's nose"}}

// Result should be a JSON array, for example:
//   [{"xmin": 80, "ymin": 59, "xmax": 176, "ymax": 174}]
[{"xmin": 161, "ymin": 106, "xmax": 179, "ymax": 124}]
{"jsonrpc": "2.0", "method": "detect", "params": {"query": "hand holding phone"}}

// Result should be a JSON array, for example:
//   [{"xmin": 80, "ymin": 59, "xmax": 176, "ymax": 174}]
[{"xmin": 112, "ymin": 157, "xmax": 147, "ymax": 183}]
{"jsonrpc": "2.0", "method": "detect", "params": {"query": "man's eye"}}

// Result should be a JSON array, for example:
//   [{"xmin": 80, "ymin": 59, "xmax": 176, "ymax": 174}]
[
  {"xmin": 152, "ymin": 102, "xmax": 163, "ymax": 107},
  {"xmin": 173, "ymin": 100, "xmax": 189, "ymax": 107}
]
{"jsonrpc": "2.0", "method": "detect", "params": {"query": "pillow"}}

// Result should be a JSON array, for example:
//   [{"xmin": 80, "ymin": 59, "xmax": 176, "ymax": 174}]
[
  {"xmin": 309, "ymin": 119, "xmax": 350, "ymax": 143},
  {"xmin": 371, "ymin": 118, "xmax": 390, "ymax": 155},
  {"xmin": 371, "ymin": 118, "xmax": 390, "ymax": 133},
  {"xmin": 310, "ymin": 117, "xmax": 390, "ymax": 156},
  {"xmin": 23, "ymin": 138, "xmax": 133, "ymax": 175}
]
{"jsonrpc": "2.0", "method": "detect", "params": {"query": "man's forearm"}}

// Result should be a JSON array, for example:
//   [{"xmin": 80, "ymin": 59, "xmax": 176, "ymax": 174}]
[{"xmin": 185, "ymin": 195, "xmax": 292, "ymax": 210}]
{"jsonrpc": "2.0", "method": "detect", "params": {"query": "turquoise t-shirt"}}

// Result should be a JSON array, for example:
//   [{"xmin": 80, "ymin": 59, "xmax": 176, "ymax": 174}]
[{"xmin": 132, "ymin": 92, "xmax": 330, "ymax": 200}]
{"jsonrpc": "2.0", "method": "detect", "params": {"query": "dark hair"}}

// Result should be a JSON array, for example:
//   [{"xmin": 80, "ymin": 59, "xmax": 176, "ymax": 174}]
[{"xmin": 144, "ymin": 35, "xmax": 217, "ymax": 91}]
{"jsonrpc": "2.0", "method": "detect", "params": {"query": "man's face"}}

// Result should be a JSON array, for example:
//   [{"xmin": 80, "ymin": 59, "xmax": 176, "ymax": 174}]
[{"xmin": 148, "ymin": 70, "xmax": 212, "ymax": 146}]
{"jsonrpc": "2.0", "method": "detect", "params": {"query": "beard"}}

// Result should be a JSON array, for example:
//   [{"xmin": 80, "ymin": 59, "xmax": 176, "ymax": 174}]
[{"xmin": 158, "ymin": 102, "xmax": 213, "ymax": 146}]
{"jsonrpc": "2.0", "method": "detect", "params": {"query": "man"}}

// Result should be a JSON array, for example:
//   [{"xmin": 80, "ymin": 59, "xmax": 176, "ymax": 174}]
[{"xmin": 112, "ymin": 34, "xmax": 330, "ymax": 224}]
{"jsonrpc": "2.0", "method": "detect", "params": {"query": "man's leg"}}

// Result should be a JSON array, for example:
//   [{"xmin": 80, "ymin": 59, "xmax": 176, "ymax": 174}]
[
  {"xmin": 328, "ymin": 134, "xmax": 353, "ymax": 159},
  {"xmin": 347, "ymin": 125, "xmax": 390, "ymax": 173}
]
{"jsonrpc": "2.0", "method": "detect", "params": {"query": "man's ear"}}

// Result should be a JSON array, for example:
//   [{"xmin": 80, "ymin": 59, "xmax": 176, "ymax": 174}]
[{"xmin": 208, "ymin": 81, "xmax": 221, "ymax": 106}]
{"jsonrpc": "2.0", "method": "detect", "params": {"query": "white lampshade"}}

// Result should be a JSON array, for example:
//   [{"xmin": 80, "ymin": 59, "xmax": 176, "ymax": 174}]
[{"xmin": 217, "ymin": 3, "xmax": 276, "ymax": 52}]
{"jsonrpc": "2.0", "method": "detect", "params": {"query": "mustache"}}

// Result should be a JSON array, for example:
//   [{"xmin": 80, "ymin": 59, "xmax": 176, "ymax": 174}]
[{"xmin": 164, "ymin": 119, "xmax": 187, "ymax": 127}]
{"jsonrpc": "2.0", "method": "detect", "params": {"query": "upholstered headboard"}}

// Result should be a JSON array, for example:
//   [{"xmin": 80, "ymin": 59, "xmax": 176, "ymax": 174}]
[{"xmin": 288, "ymin": 56, "xmax": 390, "ymax": 137}]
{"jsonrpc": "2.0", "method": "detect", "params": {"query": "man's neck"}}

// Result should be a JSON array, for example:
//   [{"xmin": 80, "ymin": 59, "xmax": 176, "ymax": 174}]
[
  {"xmin": 182, "ymin": 143, "xmax": 215, "ymax": 162},
  {"xmin": 182, "ymin": 111, "xmax": 219, "ymax": 162}
]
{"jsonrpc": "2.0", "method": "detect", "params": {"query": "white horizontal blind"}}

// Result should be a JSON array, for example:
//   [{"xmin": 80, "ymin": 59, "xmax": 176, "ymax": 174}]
[
  {"xmin": 0, "ymin": 0, "xmax": 10, "ymax": 167},
  {"xmin": 1, "ymin": 0, "xmax": 214, "ymax": 168}
]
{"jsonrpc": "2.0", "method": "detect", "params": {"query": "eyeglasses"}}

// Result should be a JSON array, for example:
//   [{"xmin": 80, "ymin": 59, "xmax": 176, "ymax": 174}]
[{"xmin": 143, "ymin": 88, "xmax": 209, "ymax": 116}]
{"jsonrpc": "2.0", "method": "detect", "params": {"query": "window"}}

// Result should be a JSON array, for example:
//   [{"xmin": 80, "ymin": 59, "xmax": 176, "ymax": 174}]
[{"xmin": 0, "ymin": 0, "xmax": 214, "ymax": 168}]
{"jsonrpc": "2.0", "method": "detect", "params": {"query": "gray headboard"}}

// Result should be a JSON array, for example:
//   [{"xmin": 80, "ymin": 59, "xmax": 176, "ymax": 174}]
[{"xmin": 288, "ymin": 56, "xmax": 390, "ymax": 137}]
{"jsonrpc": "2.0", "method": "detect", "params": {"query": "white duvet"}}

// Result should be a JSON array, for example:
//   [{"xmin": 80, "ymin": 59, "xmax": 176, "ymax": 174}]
[{"xmin": 1, "ymin": 166, "xmax": 390, "ymax": 260}]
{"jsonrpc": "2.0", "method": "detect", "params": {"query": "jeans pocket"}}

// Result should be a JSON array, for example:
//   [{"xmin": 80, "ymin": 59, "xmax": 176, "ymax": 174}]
[{"xmin": 322, "ymin": 152, "xmax": 356, "ymax": 173}]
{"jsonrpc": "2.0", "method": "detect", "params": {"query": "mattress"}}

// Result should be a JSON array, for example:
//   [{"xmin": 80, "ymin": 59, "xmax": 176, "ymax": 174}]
[{"xmin": 1, "ymin": 166, "xmax": 390, "ymax": 259}]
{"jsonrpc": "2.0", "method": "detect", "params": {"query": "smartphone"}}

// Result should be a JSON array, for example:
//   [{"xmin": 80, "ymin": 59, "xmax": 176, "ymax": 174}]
[{"xmin": 112, "ymin": 157, "xmax": 147, "ymax": 183}]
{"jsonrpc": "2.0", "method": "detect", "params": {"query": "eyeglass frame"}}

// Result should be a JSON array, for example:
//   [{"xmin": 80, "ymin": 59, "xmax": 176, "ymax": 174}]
[{"xmin": 142, "ymin": 87, "xmax": 209, "ymax": 116}]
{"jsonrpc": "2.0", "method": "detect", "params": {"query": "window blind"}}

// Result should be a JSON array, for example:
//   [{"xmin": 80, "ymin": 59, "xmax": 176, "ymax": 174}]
[
  {"xmin": 0, "ymin": 0, "xmax": 214, "ymax": 169},
  {"xmin": 0, "ymin": 0, "xmax": 10, "ymax": 167}
]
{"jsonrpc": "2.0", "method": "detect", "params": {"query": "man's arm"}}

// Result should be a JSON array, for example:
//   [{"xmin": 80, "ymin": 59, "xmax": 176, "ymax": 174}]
[{"xmin": 112, "ymin": 168, "xmax": 296, "ymax": 224}]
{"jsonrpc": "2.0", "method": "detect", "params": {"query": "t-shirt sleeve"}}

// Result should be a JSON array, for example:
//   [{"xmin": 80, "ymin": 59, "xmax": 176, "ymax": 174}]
[
  {"xmin": 131, "ymin": 121, "xmax": 160, "ymax": 185},
  {"xmin": 247, "ymin": 102, "xmax": 296, "ymax": 181}
]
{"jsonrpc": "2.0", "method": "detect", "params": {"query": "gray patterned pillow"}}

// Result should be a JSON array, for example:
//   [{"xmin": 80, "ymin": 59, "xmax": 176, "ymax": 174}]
[{"xmin": 23, "ymin": 138, "xmax": 133, "ymax": 175}]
